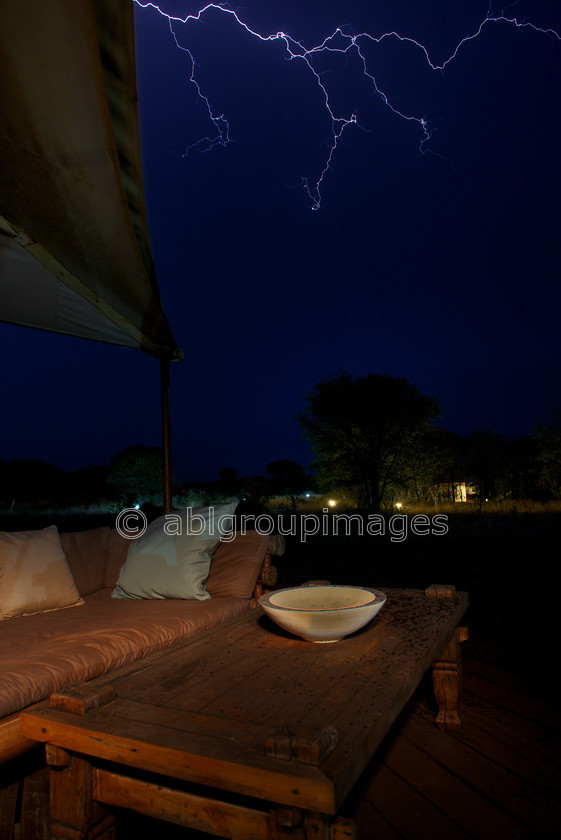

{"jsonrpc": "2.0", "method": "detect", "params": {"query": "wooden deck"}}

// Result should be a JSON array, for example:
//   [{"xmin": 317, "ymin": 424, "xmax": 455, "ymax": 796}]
[
  {"xmin": 346, "ymin": 648, "xmax": 561, "ymax": 839},
  {"xmin": 2, "ymin": 628, "xmax": 560, "ymax": 839}
]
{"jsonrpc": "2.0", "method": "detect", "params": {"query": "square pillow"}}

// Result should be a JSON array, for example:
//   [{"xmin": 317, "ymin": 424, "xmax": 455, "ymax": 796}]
[
  {"xmin": 104, "ymin": 528, "xmax": 130, "ymax": 589},
  {"xmin": 112, "ymin": 502, "xmax": 237, "ymax": 601},
  {"xmin": 206, "ymin": 531, "xmax": 271, "ymax": 599},
  {"xmin": 0, "ymin": 525, "xmax": 83, "ymax": 620},
  {"xmin": 60, "ymin": 527, "xmax": 110, "ymax": 597}
]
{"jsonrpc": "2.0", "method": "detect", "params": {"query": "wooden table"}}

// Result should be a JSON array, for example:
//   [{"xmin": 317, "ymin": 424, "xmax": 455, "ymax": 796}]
[{"xmin": 21, "ymin": 586, "xmax": 468, "ymax": 840}]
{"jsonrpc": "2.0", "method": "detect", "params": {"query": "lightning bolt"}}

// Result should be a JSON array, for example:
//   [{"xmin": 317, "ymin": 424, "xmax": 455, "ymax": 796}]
[{"xmin": 134, "ymin": 1, "xmax": 560, "ymax": 210}]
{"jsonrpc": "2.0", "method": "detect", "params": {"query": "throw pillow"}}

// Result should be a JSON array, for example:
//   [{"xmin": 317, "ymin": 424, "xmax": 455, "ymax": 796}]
[
  {"xmin": 60, "ymin": 527, "xmax": 110, "ymax": 596},
  {"xmin": 206, "ymin": 531, "xmax": 270, "ymax": 599},
  {"xmin": 112, "ymin": 502, "xmax": 237, "ymax": 600},
  {"xmin": 0, "ymin": 526, "xmax": 84, "ymax": 620}
]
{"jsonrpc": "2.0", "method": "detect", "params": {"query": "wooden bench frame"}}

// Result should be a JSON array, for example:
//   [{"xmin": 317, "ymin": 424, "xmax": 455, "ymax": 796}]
[
  {"xmin": 19, "ymin": 585, "xmax": 468, "ymax": 840},
  {"xmin": 0, "ymin": 536, "xmax": 284, "ymax": 769},
  {"xmin": 0, "ymin": 538, "xmax": 285, "ymax": 839}
]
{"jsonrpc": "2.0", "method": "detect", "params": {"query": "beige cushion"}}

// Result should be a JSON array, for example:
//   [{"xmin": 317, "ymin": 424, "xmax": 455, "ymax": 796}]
[
  {"xmin": 0, "ymin": 526, "xmax": 83, "ymax": 620},
  {"xmin": 60, "ymin": 527, "xmax": 111, "ymax": 596},
  {"xmin": 104, "ymin": 529, "xmax": 130, "ymax": 589},
  {"xmin": 206, "ymin": 531, "xmax": 271, "ymax": 598},
  {"xmin": 0, "ymin": 588, "xmax": 250, "ymax": 719},
  {"xmin": 112, "ymin": 503, "xmax": 237, "ymax": 601}
]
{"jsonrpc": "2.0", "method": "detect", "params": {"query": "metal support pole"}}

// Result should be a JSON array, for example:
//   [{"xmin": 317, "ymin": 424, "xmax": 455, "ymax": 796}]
[{"xmin": 160, "ymin": 358, "xmax": 173, "ymax": 513}]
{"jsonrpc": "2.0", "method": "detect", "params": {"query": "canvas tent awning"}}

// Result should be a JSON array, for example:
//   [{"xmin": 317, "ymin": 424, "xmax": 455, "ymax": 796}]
[{"xmin": 0, "ymin": 0, "xmax": 180, "ymax": 360}]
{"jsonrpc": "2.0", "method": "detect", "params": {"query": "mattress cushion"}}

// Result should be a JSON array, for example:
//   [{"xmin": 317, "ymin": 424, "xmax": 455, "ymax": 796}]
[{"xmin": 0, "ymin": 589, "xmax": 249, "ymax": 718}]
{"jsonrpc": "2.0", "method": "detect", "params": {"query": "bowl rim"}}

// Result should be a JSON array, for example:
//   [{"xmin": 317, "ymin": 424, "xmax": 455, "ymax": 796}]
[{"xmin": 258, "ymin": 585, "xmax": 387, "ymax": 613}]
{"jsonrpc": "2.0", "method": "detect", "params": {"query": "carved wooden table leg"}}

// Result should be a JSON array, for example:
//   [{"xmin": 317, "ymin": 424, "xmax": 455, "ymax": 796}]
[
  {"xmin": 269, "ymin": 808, "xmax": 355, "ymax": 839},
  {"xmin": 270, "ymin": 807, "xmax": 307, "ymax": 839},
  {"xmin": 432, "ymin": 626, "xmax": 469, "ymax": 730},
  {"xmin": 46, "ymin": 746, "xmax": 115, "ymax": 840},
  {"xmin": 425, "ymin": 583, "xmax": 469, "ymax": 729},
  {"xmin": 329, "ymin": 816, "xmax": 356, "ymax": 839}
]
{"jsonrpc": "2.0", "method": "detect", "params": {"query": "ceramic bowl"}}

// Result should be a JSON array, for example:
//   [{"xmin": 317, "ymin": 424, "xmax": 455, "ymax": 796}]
[{"xmin": 258, "ymin": 584, "xmax": 386, "ymax": 643}]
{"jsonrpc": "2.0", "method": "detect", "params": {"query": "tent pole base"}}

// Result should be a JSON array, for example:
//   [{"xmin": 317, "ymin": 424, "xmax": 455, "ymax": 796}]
[{"xmin": 160, "ymin": 358, "xmax": 172, "ymax": 514}]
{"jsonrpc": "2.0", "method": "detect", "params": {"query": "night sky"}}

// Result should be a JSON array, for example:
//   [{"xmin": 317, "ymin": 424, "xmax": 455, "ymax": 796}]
[{"xmin": 2, "ymin": 0, "xmax": 561, "ymax": 483}]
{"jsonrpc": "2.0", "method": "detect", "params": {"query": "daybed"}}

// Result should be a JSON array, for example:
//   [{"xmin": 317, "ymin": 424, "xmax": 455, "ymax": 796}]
[{"xmin": 0, "ymin": 522, "xmax": 283, "ymax": 766}]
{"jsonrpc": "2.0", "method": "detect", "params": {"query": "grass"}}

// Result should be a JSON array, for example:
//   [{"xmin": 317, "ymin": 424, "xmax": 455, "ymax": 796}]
[
  {"xmin": 393, "ymin": 499, "xmax": 561, "ymax": 515},
  {"xmin": 271, "ymin": 497, "xmax": 561, "ymax": 516}
]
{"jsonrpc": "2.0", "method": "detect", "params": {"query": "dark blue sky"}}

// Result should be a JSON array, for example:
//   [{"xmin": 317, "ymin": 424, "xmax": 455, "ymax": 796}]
[{"xmin": 2, "ymin": 1, "xmax": 561, "ymax": 482}]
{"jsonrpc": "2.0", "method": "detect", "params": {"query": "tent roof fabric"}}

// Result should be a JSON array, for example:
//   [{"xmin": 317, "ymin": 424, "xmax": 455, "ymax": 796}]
[{"xmin": 0, "ymin": 0, "xmax": 180, "ymax": 359}]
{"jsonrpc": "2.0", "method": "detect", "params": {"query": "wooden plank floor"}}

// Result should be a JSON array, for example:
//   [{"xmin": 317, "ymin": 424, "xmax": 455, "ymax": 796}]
[
  {"xmin": 344, "ymin": 653, "xmax": 561, "ymax": 840},
  {"xmin": 4, "ymin": 629, "xmax": 560, "ymax": 839}
]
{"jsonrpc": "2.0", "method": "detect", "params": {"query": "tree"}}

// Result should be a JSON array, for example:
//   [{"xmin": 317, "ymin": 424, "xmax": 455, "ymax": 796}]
[
  {"xmin": 60, "ymin": 464, "xmax": 111, "ymax": 506},
  {"xmin": 106, "ymin": 445, "xmax": 165, "ymax": 507},
  {"xmin": 534, "ymin": 412, "xmax": 561, "ymax": 499},
  {"xmin": 296, "ymin": 372, "xmax": 440, "ymax": 511},
  {"xmin": 462, "ymin": 429, "xmax": 512, "ymax": 503},
  {"xmin": 403, "ymin": 427, "xmax": 465, "ymax": 504},
  {"xmin": 266, "ymin": 459, "xmax": 308, "ymax": 508},
  {"xmin": 237, "ymin": 474, "xmax": 273, "ymax": 514},
  {"xmin": 0, "ymin": 458, "xmax": 64, "ymax": 506},
  {"xmin": 217, "ymin": 467, "xmax": 239, "ymax": 496}
]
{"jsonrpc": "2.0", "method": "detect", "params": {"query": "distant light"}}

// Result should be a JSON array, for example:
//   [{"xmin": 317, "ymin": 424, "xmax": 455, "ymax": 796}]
[
  {"xmin": 328, "ymin": 499, "xmax": 336, "ymax": 507},
  {"xmin": 305, "ymin": 493, "xmax": 311, "ymax": 498},
  {"xmin": 134, "ymin": 504, "xmax": 140, "ymax": 510},
  {"xmin": 395, "ymin": 502, "xmax": 403, "ymax": 509}
]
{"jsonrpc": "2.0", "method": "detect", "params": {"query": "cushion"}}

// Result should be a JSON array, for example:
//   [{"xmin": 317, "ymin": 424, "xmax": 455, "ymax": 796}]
[
  {"xmin": 60, "ymin": 527, "xmax": 111, "ymax": 596},
  {"xmin": 0, "ymin": 526, "xmax": 83, "ymax": 620},
  {"xmin": 104, "ymin": 529, "xmax": 130, "ymax": 589},
  {"xmin": 206, "ymin": 531, "xmax": 271, "ymax": 598},
  {"xmin": 0, "ymin": 588, "xmax": 250, "ymax": 719},
  {"xmin": 112, "ymin": 502, "xmax": 237, "ymax": 601}
]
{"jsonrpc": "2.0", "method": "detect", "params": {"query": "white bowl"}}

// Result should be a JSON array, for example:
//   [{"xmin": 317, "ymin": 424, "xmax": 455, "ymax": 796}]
[{"xmin": 258, "ymin": 585, "xmax": 386, "ymax": 643}]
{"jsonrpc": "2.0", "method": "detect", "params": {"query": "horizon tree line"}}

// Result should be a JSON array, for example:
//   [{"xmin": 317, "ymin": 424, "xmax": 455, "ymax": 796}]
[{"xmin": 1, "ymin": 372, "xmax": 560, "ymax": 512}]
